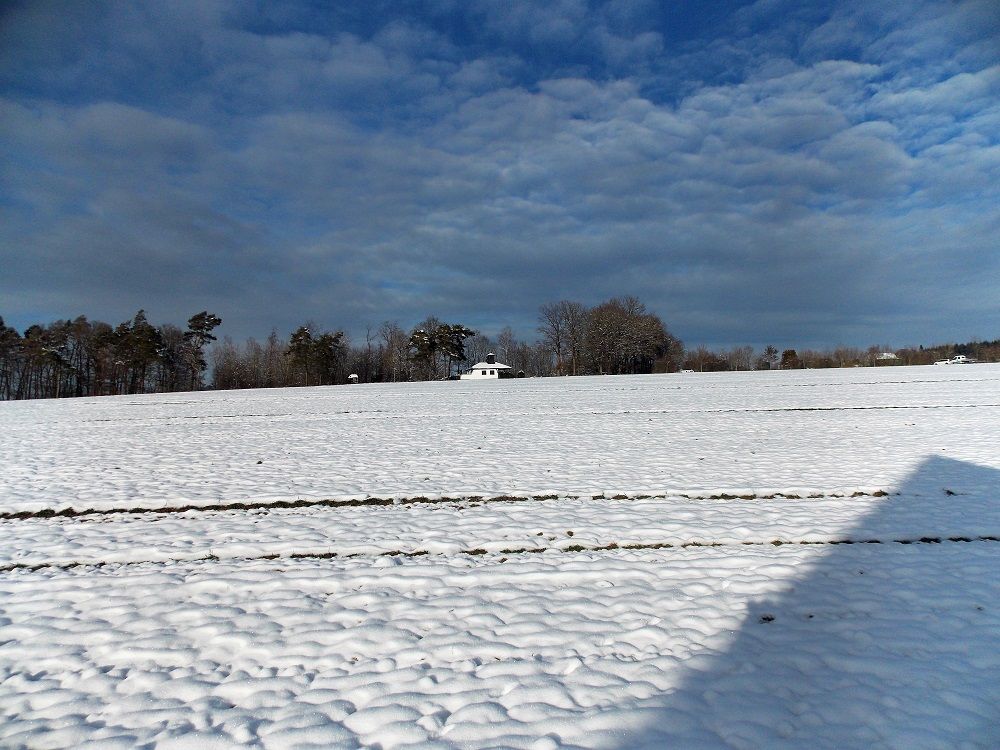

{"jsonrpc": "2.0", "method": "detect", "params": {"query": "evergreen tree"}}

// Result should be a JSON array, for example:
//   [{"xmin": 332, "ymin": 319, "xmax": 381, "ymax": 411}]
[
  {"xmin": 409, "ymin": 321, "xmax": 475, "ymax": 379},
  {"xmin": 434, "ymin": 323, "xmax": 476, "ymax": 377},
  {"xmin": 0, "ymin": 317, "xmax": 23, "ymax": 400},
  {"xmin": 183, "ymin": 311, "xmax": 222, "ymax": 389},
  {"xmin": 125, "ymin": 310, "xmax": 163, "ymax": 393},
  {"xmin": 780, "ymin": 349, "xmax": 802, "ymax": 369},
  {"xmin": 313, "ymin": 331, "xmax": 346, "ymax": 385},
  {"xmin": 408, "ymin": 326, "xmax": 438, "ymax": 379},
  {"xmin": 287, "ymin": 326, "xmax": 315, "ymax": 385}
]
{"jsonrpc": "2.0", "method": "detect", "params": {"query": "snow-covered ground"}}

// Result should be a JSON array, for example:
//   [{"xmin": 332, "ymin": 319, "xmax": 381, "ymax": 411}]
[
  {"xmin": 4, "ymin": 489, "xmax": 1000, "ymax": 570},
  {"xmin": 2, "ymin": 366, "xmax": 998, "ymax": 514},
  {"xmin": 1, "ymin": 365, "xmax": 999, "ymax": 748}
]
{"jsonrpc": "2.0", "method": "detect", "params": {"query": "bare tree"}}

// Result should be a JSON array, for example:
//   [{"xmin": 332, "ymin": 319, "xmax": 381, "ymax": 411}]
[
  {"xmin": 726, "ymin": 345, "xmax": 755, "ymax": 371},
  {"xmin": 538, "ymin": 302, "xmax": 568, "ymax": 374},
  {"xmin": 560, "ymin": 300, "xmax": 589, "ymax": 375},
  {"xmin": 464, "ymin": 333, "xmax": 495, "ymax": 371},
  {"xmin": 377, "ymin": 322, "xmax": 409, "ymax": 382},
  {"xmin": 685, "ymin": 345, "xmax": 727, "ymax": 372},
  {"xmin": 493, "ymin": 326, "xmax": 517, "ymax": 364}
]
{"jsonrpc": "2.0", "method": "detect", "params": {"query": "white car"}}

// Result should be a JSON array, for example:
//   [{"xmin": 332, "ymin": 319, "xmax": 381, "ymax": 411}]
[{"xmin": 935, "ymin": 355, "xmax": 977, "ymax": 365}]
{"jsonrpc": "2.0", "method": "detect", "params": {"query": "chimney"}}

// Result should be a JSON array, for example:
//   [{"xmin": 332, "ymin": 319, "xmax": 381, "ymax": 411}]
[{"xmin": 486, "ymin": 352, "xmax": 496, "ymax": 364}]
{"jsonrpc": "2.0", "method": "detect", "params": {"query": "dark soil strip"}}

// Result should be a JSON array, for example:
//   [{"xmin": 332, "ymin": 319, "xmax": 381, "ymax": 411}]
[
  {"xmin": 3, "ymin": 535, "xmax": 997, "ymax": 574},
  {"xmin": 0, "ymin": 490, "xmax": 892, "ymax": 522},
  {"xmin": 0, "ymin": 494, "xmax": 533, "ymax": 521}
]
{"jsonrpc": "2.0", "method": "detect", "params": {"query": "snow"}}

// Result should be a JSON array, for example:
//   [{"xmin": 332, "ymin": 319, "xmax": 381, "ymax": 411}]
[
  {"xmin": 3, "ymin": 489, "xmax": 1000, "ymax": 569},
  {"xmin": 1, "ymin": 364, "xmax": 999, "ymax": 748},
  {"xmin": 1, "ymin": 366, "xmax": 998, "ymax": 514},
  {"xmin": 2, "ymin": 546, "xmax": 999, "ymax": 748}
]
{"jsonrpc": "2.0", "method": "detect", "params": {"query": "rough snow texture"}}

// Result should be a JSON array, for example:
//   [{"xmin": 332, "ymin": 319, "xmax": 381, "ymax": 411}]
[
  {"xmin": 1, "ymin": 365, "xmax": 1000, "ymax": 748},
  {"xmin": 2, "ymin": 547, "xmax": 999, "ymax": 749}
]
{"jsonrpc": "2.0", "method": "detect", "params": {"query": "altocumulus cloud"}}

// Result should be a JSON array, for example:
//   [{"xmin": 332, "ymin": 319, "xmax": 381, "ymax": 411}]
[{"xmin": 1, "ymin": 0, "xmax": 998, "ymax": 348}]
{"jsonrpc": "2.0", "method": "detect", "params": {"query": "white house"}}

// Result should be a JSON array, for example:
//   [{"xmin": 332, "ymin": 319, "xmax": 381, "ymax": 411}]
[{"xmin": 460, "ymin": 352, "xmax": 512, "ymax": 380}]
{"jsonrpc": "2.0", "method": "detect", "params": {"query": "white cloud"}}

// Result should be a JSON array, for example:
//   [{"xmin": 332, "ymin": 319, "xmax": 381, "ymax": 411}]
[
  {"xmin": 1, "ymin": 0, "xmax": 998, "ymax": 348},
  {"xmin": 872, "ymin": 65, "xmax": 1000, "ymax": 118}
]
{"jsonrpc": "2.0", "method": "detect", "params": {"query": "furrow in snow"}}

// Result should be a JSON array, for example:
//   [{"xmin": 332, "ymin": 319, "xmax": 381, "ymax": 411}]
[
  {"xmin": 0, "ymin": 488, "xmax": 894, "ymax": 520},
  {"xmin": 2, "ymin": 492, "xmax": 998, "ymax": 569},
  {"xmin": 2, "ymin": 535, "xmax": 999, "ymax": 573}
]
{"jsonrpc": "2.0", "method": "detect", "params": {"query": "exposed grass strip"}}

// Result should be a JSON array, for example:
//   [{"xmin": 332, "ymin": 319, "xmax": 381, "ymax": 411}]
[
  {"xmin": 0, "ymin": 490, "xmax": 893, "ymax": 521},
  {"xmin": 2, "ymin": 535, "xmax": 997, "ymax": 573}
]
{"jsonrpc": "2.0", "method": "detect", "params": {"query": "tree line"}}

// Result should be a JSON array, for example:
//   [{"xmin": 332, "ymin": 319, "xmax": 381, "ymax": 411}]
[
  {"xmin": 679, "ymin": 340, "xmax": 1000, "ymax": 371},
  {"xmin": 0, "ymin": 311, "xmax": 220, "ymax": 400},
  {"xmin": 210, "ymin": 318, "xmax": 554, "ymax": 388},
  {"xmin": 211, "ymin": 296, "xmax": 684, "ymax": 389},
  {"xmin": 2, "ymin": 301, "xmax": 998, "ymax": 399}
]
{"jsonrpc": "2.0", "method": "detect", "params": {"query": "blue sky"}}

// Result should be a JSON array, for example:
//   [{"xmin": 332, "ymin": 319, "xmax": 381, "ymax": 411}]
[{"xmin": 1, "ymin": 0, "xmax": 998, "ymax": 349}]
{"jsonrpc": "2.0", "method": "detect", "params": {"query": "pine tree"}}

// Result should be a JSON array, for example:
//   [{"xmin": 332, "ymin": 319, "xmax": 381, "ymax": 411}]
[
  {"xmin": 183, "ymin": 311, "xmax": 222, "ymax": 390},
  {"xmin": 434, "ymin": 323, "xmax": 476, "ymax": 378},
  {"xmin": 313, "ymin": 331, "xmax": 346, "ymax": 385},
  {"xmin": 287, "ymin": 326, "xmax": 315, "ymax": 385}
]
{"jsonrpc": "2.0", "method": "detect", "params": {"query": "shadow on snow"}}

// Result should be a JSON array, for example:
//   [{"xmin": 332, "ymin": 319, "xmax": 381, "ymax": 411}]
[{"xmin": 618, "ymin": 455, "xmax": 1000, "ymax": 749}]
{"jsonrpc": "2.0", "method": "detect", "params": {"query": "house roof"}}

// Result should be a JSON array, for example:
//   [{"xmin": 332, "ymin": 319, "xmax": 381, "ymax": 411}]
[{"xmin": 470, "ymin": 361, "xmax": 511, "ymax": 369}]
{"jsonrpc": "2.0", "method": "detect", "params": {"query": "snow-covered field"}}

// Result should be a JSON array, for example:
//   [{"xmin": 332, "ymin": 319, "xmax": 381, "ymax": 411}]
[{"xmin": 1, "ymin": 366, "xmax": 999, "ymax": 748}]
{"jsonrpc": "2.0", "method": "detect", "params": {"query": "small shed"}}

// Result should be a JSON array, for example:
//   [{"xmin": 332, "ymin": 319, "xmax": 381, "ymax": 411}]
[
  {"xmin": 347, "ymin": 373, "xmax": 359, "ymax": 384},
  {"xmin": 460, "ymin": 353, "xmax": 512, "ymax": 380}
]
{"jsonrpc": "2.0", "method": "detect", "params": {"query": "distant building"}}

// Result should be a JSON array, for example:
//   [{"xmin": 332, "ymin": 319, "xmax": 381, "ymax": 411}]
[
  {"xmin": 347, "ymin": 373, "xmax": 359, "ymax": 383},
  {"xmin": 876, "ymin": 352, "xmax": 898, "ymax": 361},
  {"xmin": 460, "ymin": 352, "xmax": 512, "ymax": 380}
]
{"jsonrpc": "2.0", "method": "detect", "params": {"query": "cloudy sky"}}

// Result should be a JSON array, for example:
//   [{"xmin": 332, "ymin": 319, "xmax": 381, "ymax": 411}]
[{"xmin": 2, "ymin": 0, "xmax": 998, "ymax": 349}]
